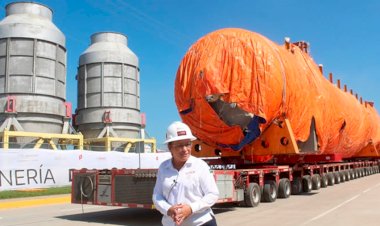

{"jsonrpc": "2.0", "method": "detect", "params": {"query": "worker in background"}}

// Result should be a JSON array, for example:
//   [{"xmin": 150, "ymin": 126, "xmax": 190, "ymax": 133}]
[{"xmin": 153, "ymin": 121, "xmax": 219, "ymax": 226}]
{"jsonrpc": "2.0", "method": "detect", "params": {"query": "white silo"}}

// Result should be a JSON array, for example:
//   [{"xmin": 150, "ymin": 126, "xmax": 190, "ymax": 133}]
[
  {"xmin": 75, "ymin": 32, "xmax": 142, "ymax": 139},
  {"xmin": 0, "ymin": 2, "xmax": 69, "ymax": 146}
]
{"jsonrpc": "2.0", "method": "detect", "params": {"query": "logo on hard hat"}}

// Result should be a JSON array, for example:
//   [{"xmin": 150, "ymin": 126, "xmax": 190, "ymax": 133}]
[{"xmin": 177, "ymin": 131, "xmax": 187, "ymax": 136}]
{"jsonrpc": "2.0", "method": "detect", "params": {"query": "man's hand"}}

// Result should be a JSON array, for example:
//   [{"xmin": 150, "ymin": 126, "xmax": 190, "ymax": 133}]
[{"xmin": 167, "ymin": 203, "xmax": 193, "ymax": 225}]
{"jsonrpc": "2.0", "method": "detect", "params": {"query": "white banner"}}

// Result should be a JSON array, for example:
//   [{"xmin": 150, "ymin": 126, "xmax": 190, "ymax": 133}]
[{"xmin": 0, "ymin": 149, "xmax": 171, "ymax": 191}]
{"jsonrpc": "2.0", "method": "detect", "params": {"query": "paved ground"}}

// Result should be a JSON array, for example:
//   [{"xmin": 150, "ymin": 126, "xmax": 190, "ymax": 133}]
[{"xmin": 0, "ymin": 173, "xmax": 379, "ymax": 226}]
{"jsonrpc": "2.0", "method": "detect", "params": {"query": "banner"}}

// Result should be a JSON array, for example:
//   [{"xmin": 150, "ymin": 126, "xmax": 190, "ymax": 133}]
[{"xmin": 0, "ymin": 149, "xmax": 171, "ymax": 191}]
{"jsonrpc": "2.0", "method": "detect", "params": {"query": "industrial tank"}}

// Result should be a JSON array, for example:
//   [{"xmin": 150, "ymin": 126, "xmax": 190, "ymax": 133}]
[
  {"xmin": 0, "ymin": 2, "xmax": 67, "ymax": 137},
  {"xmin": 175, "ymin": 28, "xmax": 380, "ymax": 160},
  {"xmin": 76, "ymin": 32, "xmax": 142, "ymax": 139}
]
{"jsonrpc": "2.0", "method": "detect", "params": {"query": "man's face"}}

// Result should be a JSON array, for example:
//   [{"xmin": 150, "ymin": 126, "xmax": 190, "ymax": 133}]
[{"xmin": 169, "ymin": 139, "xmax": 192, "ymax": 163}]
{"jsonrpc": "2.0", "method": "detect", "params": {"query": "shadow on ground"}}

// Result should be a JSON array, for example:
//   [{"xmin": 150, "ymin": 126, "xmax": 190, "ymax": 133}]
[
  {"xmin": 57, "ymin": 207, "xmax": 162, "ymax": 226},
  {"xmin": 57, "ymin": 204, "xmax": 240, "ymax": 225}
]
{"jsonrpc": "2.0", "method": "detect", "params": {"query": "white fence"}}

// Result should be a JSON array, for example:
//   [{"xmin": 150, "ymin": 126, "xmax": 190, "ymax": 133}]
[{"xmin": 0, "ymin": 149, "xmax": 171, "ymax": 191}]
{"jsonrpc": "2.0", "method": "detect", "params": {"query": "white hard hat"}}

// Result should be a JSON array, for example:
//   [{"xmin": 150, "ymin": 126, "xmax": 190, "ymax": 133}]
[{"xmin": 164, "ymin": 121, "xmax": 196, "ymax": 144}]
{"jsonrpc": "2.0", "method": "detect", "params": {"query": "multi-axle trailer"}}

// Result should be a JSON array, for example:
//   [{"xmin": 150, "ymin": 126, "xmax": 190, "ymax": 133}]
[
  {"xmin": 71, "ymin": 157, "xmax": 380, "ymax": 209},
  {"xmin": 72, "ymin": 28, "xmax": 380, "ymax": 212}
]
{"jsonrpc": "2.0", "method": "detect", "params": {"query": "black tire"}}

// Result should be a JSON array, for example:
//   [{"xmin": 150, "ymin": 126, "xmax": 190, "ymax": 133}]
[
  {"xmin": 302, "ymin": 175, "xmax": 312, "ymax": 193},
  {"xmin": 244, "ymin": 182, "xmax": 261, "ymax": 207},
  {"xmin": 291, "ymin": 177, "xmax": 302, "ymax": 195},
  {"xmin": 327, "ymin": 172, "xmax": 335, "ymax": 186},
  {"xmin": 339, "ymin": 171, "xmax": 346, "ymax": 182},
  {"xmin": 262, "ymin": 180, "xmax": 277, "ymax": 202},
  {"xmin": 334, "ymin": 172, "xmax": 341, "ymax": 184},
  {"xmin": 350, "ymin": 170, "xmax": 355, "ymax": 179},
  {"xmin": 355, "ymin": 168, "xmax": 361, "ymax": 178},
  {"xmin": 311, "ymin": 174, "xmax": 321, "ymax": 190},
  {"xmin": 320, "ymin": 174, "xmax": 328, "ymax": 188},
  {"xmin": 278, "ymin": 178, "xmax": 291, "ymax": 198},
  {"xmin": 345, "ymin": 171, "xmax": 350, "ymax": 181}
]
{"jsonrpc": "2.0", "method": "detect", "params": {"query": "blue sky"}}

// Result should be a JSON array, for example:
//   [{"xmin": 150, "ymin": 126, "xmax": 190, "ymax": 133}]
[{"xmin": 1, "ymin": 0, "xmax": 380, "ymax": 148}]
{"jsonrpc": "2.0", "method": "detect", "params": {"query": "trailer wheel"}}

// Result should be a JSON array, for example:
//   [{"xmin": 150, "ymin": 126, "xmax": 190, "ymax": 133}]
[
  {"xmin": 320, "ymin": 174, "xmax": 328, "ymax": 188},
  {"xmin": 349, "ymin": 170, "xmax": 355, "ymax": 179},
  {"xmin": 333, "ymin": 172, "xmax": 341, "ymax": 184},
  {"xmin": 339, "ymin": 171, "xmax": 346, "ymax": 182},
  {"xmin": 302, "ymin": 175, "xmax": 312, "ymax": 193},
  {"xmin": 291, "ymin": 177, "xmax": 302, "ymax": 195},
  {"xmin": 360, "ymin": 168, "xmax": 365, "ymax": 177},
  {"xmin": 327, "ymin": 173, "xmax": 335, "ymax": 186},
  {"xmin": 278, "ymin": 178, "xmax": 291, "ymax": 198},
  {"xmin": 244, "ymin": 182, "xmax": 261, "ymax": 207},
  {"xmin": 311, "ymin": 174, "xmax": 321, "ymax": 190},
  {"xmin": 346, "ymin": 171, "xmax": 350, "ymax": 180},
  {"xmin": 355, "ymin": 169, "xmax": 360, "ymax": 178},
  {"xmin": 262, "ymin": 180, "xmax": 277, "ymax": 202}
]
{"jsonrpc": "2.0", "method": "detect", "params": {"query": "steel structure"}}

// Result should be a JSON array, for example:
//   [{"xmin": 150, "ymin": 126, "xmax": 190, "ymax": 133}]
[
  {"xmin": 76, "ymin": 32, "xmax": 142, "ymax": 140},
  {"xmin": 0, "ymin": 2, "xmax": 68, "ymax": 139}
]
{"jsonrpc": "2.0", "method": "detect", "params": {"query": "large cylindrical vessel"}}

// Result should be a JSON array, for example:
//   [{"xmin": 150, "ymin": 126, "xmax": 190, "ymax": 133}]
[
  {"xmin": 76, "ymin": 32, "xmax": 141, "ymax": 139},
  {"xmin": 175, "ymin": 28, "xmax": 380, "ymax": 159},
  {"xmin": 0, "ymin": 2, "xmax": 67, "ymax": 137}
]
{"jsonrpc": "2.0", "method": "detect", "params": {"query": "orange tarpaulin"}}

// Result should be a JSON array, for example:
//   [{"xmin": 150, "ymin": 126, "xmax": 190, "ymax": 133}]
[{"xmin": 175, "ymin": 28, "xmax": 380, "ymax": 159}]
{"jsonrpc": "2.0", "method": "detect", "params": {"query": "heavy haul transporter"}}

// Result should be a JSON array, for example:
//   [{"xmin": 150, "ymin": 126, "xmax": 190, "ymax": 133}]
[
  {"xmin": 71, "ymin": 155, "xmax": 380, "ymax": 208},
  {"xmin": 71, "ymin": 28, "xmax": 380, "ymax": 209}
]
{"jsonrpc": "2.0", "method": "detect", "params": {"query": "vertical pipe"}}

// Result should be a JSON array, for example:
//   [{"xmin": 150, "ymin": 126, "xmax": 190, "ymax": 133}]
[
  {"xmin": 5, "ymin": 38, "xmax": 10, "ymax": 93},
  {"xmin": 329, "ymin": 73, "xmax": 333, "ymax": 83},
  {"xmin": 318, "ymin": 64, "xmax": 323, "ymax": 74},
  {"xmin": 284, "ymin": 37, "xmax": 290, "ymax": 50},
  {"xmin": 84, "ymin": 64, "xmax": 87, "ymax": 108},
  {"xmin": 54, "ymin": 43, "xmax": 59, "ymax": 96},
  {"xmin": 3, "ymin": 130, "xmax": 9, "ymax": 149},
  {"xmin": 32, "ymin": 39, "xmax": 37, "ymax": 93},
  {"xmin": 121, "ymin": 64, "xmax": 125, "ymax": 107},
  {"xmin": 337, "ymin": 79, "xmax": 341, "ymax": 89},
  {"xmin": 101, "ymin": 62, "xmax": 104, "ymax": 107}
]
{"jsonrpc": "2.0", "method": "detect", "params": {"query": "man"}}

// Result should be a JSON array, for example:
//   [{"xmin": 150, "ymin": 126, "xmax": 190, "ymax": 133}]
[{"xmin": 153, "ymin": 121, "xmax": 219, "ymax": 226}]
